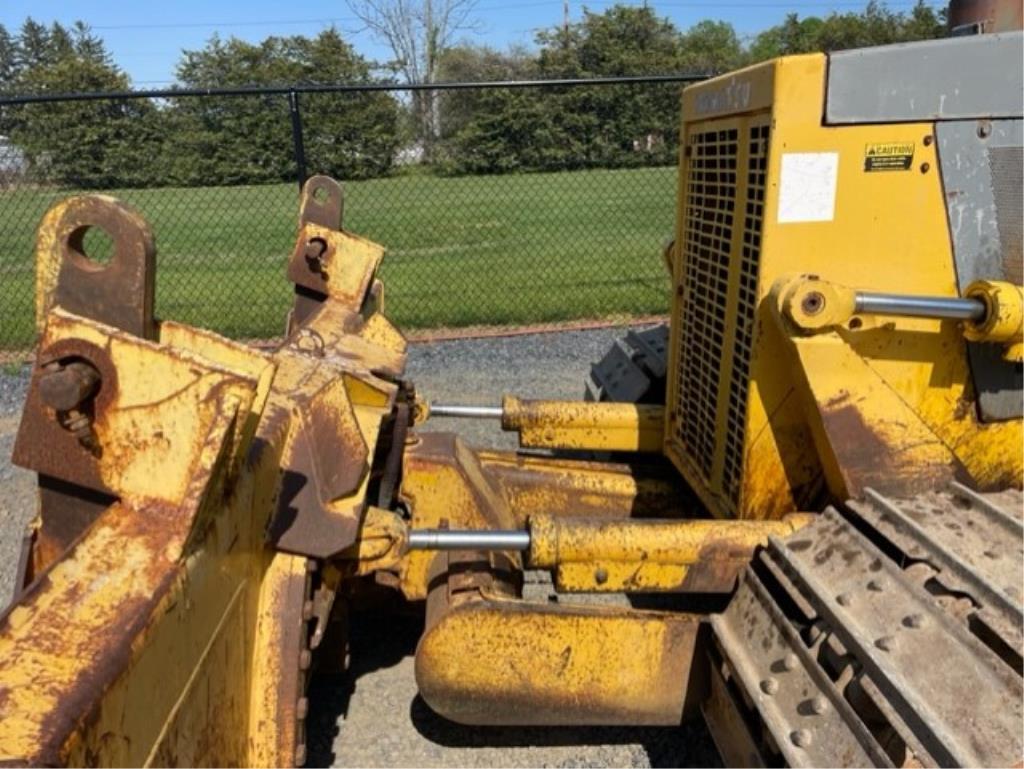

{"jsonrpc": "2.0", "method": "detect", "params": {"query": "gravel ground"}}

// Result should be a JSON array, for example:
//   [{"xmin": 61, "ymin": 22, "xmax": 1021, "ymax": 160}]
[
  {"xmin": 0, "ymin": 328, "xmax": 721, "ymax": 768},
  {"xmin": 0, "ymin": 365, "xmax": 33, "ymax": 612},
  {"xmin": 404, "ymin": 328, "xmax": 625, "ymax": 450}
]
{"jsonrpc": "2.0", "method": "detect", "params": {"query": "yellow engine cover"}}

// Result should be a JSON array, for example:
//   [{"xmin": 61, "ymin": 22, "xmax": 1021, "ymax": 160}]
[{"xmin": 665, "ymin": 54, "xmax": 1022, "ymax": 520}]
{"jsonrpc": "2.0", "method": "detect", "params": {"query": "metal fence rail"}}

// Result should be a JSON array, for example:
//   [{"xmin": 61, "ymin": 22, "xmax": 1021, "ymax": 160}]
[{"xmin": 0, "ymin": 76, "xmax": 700, "ymax": 355}]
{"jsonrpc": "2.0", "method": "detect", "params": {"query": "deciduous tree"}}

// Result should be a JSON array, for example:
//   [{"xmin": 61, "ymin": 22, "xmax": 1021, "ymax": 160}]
[{"xmin": 345, "ymin": 0, "xmax": 480, "ymax": 157}]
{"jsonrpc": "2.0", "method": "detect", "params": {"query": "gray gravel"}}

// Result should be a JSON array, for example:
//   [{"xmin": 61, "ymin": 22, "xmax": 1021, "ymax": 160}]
[
  {"xmin": 306, "ymin": 608, "xmax": 720, "ymax": 769},
  {"xmin": 0, "ymin": 364, "xmax": 30, "ymax": 418},
  {"xmin": 405, "ymin": 327, "xmax": 626, "ymax": 450},
  {"xmin": 0, "ymin": 363, "xmax": 33, "ymax": 610},
  {"xmin": 0, "ymin": 329, "xmax": 720, "ymax": 768}
]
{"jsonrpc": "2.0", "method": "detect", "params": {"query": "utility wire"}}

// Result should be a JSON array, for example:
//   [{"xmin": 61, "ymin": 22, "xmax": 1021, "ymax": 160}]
[{"xmin": 78, "ymin": 0, "xmax": 944, "ymax": 31}]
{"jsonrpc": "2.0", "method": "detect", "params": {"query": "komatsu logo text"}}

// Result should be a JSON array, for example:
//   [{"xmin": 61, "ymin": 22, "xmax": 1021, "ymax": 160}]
[{"xmin": 694, "ymin": 77, "xmax": 752, "ymax": 115}]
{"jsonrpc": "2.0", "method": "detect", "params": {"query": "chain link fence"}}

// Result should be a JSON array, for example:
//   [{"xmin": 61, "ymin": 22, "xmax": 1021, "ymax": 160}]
[{"xmin": 0, "ymin": 77, "xmax": 698, "ymax": 356}]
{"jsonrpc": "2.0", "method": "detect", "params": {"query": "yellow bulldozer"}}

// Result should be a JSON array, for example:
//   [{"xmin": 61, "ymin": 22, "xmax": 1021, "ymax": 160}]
[{"xmin": 1, "ymin": 5, "xmax": 1021, "ymax": 766}]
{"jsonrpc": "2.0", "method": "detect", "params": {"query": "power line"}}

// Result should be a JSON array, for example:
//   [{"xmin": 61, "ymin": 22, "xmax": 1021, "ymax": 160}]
[
  {"xmin": 90, "ymin": 17, "xmax": 356, "ymax": 31},
  {"xmin": 70, "ymin": 0, "xmax": 945, "ymax": 32}
]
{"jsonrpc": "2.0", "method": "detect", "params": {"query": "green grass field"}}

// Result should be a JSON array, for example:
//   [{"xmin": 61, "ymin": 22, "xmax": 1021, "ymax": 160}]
[{"xmin": 0, "ymin": 166, "xmax": 676, "ymax": 349}]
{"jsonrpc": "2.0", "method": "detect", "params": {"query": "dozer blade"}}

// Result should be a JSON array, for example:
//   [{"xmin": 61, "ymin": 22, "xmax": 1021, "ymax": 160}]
[{"xmin": 0, "ymin": 179, "xmax": 408, "ymax": 766}]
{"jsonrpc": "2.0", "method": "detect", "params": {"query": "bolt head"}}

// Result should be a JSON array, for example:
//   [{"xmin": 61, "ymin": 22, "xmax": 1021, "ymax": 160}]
[
  {"xmin": 810, "ymin": 696, "xmax": 829, "ymax": 715},
  {"xmin": 38, "ymin": 360, "xmax": 101, "ymax": 412},
  {"xmin": 594, "ymin": 567, "xmax": 609, "ymax": 585},
  {"xmin": 760, "ymin": 677, "xmax": 779, "ymax": 695},
  {"xmin": 875, "ymin": 636, "xmax": 896, "ymax": 651},
  {"xmin": 782, "ymin": 653, "xmax": 799, "ymax": 672},
  {"xmin": 801, "ymin": 291, "xmax": 826, "ymax": 316},
  {"xmin": 791, "ymin": 728, "xmax": 813, "ymax": 748},
  {"xmin": 303, "ymin": 237, "xmax": 328, "ymax": 272}
]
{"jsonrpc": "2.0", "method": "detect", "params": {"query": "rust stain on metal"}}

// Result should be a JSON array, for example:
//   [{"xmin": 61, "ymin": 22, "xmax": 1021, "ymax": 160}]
[
  {"xmin": 39, "ymin": 195, "xmax": 157, "ymax": 340},
  {"xmin": 822, "ymin": 397, "xmax": 969, "ymax": 497},
  {"xmin": 13, "ymin": 337, "xmax": 119, "ymax": 496},
  {"xmin": 266, "ymin": 382, "xmax": 371, "ymax": 558},
  {"xmin": 1, "ymin": 500, "xmax": 189, "ymax": 766},
  {"xmin": 679, "ymin": 536, "xmax": 764, "ymax": 593},
  {"xmin": 299, "ymin": 175, "xmax": 344, "ymax": 230},
  {"xmin": 32, "ymin": 476, "xmax": 116, "ymax": 576}
]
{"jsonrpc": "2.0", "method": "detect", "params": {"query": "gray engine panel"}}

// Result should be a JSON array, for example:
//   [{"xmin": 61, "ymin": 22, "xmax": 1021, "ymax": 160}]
[
  {"xmin": 826, "ymin": 32, "xmax": 1024, "ymax": 123},
  {"xmin": 937, "ymin": 119, "xmax": 1023, "ymax": 421}
]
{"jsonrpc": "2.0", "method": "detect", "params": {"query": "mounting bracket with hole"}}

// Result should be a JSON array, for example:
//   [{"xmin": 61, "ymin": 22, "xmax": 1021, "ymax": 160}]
[{"xmin": 35, "ymin": 195, "xmax": 157, "ymax": 340}]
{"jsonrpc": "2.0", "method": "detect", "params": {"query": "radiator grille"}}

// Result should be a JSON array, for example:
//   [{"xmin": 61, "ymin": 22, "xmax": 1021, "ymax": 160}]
[
  {"xmin": 989, "ymin": 145, "xmax": 1023, "ymax": 285},
  {"xmin": 675, "ymin": 126, "xmax": 738, "ymax": 480},
  {"xmin": 673, "ymin": 119, "xmax": 768, "ymax": 513},
  {"xmin": 722, "ymin": 123, "xmax": 769, "ymax": 504}
]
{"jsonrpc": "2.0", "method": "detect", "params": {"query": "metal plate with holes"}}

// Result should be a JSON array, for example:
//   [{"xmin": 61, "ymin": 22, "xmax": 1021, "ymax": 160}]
[
  {"xmin": 48, "ymin": 196, "xmax": 157, "ymax": 340},
  {"xmin": 847, "ymin": 484, "xmax": 1024, "ymax": 668},
  {"xmin": 712, "ymin": 571, "xmax": 893, "ymax": 767},
  {"xmin": 709, "ymin": 486, "xmax": 1024, "ymax": 768},
  {"xmin": 669, "ymin": 117, "xmax": 770, "ymax": 515}
]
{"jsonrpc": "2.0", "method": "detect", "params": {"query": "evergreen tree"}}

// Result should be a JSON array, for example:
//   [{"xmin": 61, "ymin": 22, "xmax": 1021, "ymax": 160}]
[
  {"xmin": 168, "ymin": 29, "xmax": 400, "ymax": 185},
  {"xmin": 2, "ymin": 18, "xmax": 160, "ymax": 188}
]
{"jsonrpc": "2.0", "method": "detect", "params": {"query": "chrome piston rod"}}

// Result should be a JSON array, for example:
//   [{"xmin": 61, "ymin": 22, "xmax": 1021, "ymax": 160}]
[
  {"xmin": 407, "ymin": 529, "xmax": 530, "ymax": 551},
  {"xmin": 429, "ymin": 404, "xmax": 503, "ymax": 419},
  {"xmin": 854, "ymin": 291, "xmax": 986, "ymax": 321}
]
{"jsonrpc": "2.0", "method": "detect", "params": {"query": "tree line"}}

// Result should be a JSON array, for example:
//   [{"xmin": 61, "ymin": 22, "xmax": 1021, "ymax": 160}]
[{"xmin": 0, "ymin": 3, "xmax": 946, "ymax": 188}]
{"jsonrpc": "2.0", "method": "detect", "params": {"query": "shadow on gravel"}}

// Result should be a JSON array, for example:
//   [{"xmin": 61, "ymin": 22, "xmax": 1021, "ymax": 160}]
[
  {"xmin": 306, "ymin": 609, "xmax": 425, "ymax": 767},
  {"xmin": 409, "ymin": 696, "xmax": 722, "ymax": 768},
  {"xmin": 306, "ymin": 609, "xmax": 722, "ymax": 768}
]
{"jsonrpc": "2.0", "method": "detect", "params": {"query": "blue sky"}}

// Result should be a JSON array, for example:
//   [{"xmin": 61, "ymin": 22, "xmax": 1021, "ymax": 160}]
[{"xmin": 1, "ymin": 0, "xmax": 942, "ymax": 87}]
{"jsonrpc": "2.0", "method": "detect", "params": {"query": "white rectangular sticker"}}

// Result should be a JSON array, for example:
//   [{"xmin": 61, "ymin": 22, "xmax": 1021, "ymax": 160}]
[{"xmin": 778, "ymin": 152, "xmax": 838, "ymax": 223}]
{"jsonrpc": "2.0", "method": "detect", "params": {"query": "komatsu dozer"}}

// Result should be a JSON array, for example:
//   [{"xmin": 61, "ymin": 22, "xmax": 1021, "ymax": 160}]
[{"xmin": 1, "ymin": 9, "xmax": 1022, "ymax": 768}]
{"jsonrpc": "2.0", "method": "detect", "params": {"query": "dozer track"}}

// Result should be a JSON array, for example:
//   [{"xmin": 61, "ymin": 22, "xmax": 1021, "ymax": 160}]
[
  {"xmin": 708, "ymin": 485, "xmax": 1024, "ymax": 768},
  {"xmin": 585, "ymin": 324, "xmax": 669, "ymax": 403}
]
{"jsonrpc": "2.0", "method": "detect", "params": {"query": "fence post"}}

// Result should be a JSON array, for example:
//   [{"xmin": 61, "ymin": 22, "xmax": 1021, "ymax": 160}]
[{"xmin": 288, "ymin": 90, "xmax": 308, "ymax": 190}]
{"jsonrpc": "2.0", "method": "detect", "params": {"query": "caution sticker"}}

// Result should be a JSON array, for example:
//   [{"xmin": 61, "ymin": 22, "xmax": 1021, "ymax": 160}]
[{"xmin": 864, "ymin": 142, "xmax": 915, "ymax": 172}]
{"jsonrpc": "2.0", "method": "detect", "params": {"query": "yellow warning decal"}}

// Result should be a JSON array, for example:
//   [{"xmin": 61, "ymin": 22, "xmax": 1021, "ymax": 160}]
[{"xmin": 864, "ymin": 142, "xmax": 915, "ymax": 172}]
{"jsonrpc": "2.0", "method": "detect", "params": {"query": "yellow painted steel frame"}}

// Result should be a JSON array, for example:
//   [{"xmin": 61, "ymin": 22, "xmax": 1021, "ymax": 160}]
[
  {"xmin": 0, "ymin": 191, "xmax": 407, "ymax": 767},
  {"xmin": 665, "ymin": 54, "xmax": 1023, "ymax": 521},
  {"xmin": 397, "ymin": 431, "xmax": 695, "ymax": 600},
  {"xmin": 772, "ymin": 274, "xmax": 1023, "ymax": 498}
]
